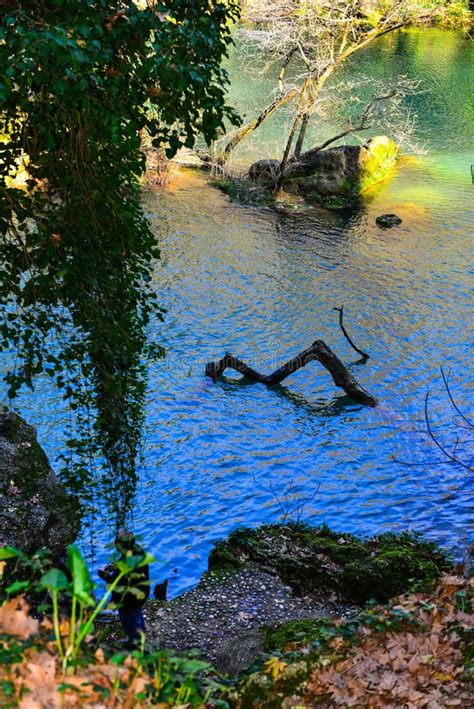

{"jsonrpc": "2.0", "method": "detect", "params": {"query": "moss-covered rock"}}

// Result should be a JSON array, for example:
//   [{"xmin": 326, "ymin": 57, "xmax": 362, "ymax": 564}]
[
  {"xmin": 278, "ymin": 135, "xmax": 399, "ymax": 207},
  {"xmin": 0, "ymin": 408, "xmax": 80, "ymax": 559},
  {"xmin": 210, "ymin": 177, "xmax": 275, "ymax": 206},
  {"xmin": 208, "ymin": 523, "xmax": 451, "ymax": 604}
]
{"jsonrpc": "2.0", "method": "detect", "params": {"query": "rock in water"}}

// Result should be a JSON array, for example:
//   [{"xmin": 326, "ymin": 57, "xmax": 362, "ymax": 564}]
[
  {"xmin": 248, "ymin": 135, "xmax": 400, "ymax": 207},
  {"xmin": 0, "ymin": 408, "xmax": 80, "ymax": 557},
  {"xmin": 376, "ymin": 213, "xmax": 403, "ymax": 228},
  {"xmin": 248, "ymin": 159, "xmax": 281, "ymax": 185}
]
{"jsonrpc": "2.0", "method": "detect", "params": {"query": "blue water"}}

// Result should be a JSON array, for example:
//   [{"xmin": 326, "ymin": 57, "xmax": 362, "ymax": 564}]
[{"xmin": 5, "ymin": 29, "xmax": 474, "ymax": 597}]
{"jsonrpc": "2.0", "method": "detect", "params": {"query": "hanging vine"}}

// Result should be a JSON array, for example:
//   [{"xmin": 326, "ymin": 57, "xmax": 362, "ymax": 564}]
[{"xmin": 0, "ymin": 0, "xmax": 240, "ymax": 525}]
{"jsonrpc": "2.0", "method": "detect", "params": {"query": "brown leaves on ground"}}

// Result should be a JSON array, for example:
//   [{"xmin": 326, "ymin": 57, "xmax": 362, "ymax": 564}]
[
  {"xmin": 0, "ymin": 597, "xmax": 39, "ymax": 639},
  {"xmin": 2, "ymin": 643, "xmax": 151, "ymax": 708},
  {"xmin": 305, "ymin": 575, "xmax": 474, "ymax": 708},
  {"xmin": 0, "ymin": 597, "xmax": 151, "ymax": 707}
]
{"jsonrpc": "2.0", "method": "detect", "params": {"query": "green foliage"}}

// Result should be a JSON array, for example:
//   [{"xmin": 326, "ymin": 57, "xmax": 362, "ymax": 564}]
[
  {"xmin": 0, "ymin": 546, "xmax": 54, "ymax": 603},
  {"xmin": 67, "ymin": 546, "xmax": 95, "ymax": 607},
  {"xmin": 0, "ymin": 545, "xmax": 229, "ymax": 707},
  {"xmin": 0, "ymin": 0, "xmax": 239, "ymax": 524},
  {"xmin": 0, "ymin": 542, "xmax": 153, "ymax": 669},
  {"xmin": 415, "ymin": 0, "xmax": 472, "ymax": 26},
  {"xmin": 129, "ymin": 649, "xmax": 229, "ymax": 707},
  {"xmin": 209, "ymin": 523, "xmax": 452, "ymax": 603}
]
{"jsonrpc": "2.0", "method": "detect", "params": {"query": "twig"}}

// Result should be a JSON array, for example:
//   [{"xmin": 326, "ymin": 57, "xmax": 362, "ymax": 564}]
[
  {"xmin": 440, "ymin": 367, "xmax": 473, "ymax": 428},
  {"xmin": 424, "ymin": 392, "xmax": 473, "ymax": 472},
  {"xmin": 333, "ymin": 305, "xmax": 369, "ymax": 360},
  {"xmin": 206, "ymin": 339, "xmax": 378, "ymax": 407}
]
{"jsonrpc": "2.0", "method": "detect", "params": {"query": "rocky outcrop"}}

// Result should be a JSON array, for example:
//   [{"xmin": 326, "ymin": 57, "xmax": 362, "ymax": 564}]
[
  {"xmin": 208, "ymin": 524, "xmax": 450, "ymax": 605},
  {"xmin": 248, "ymin": 136, "xmax": 399, "ymax": 208},
  {"xmin": 95, "ymin": 524, "xmax": 451, "ymax": 676},
  {"xmin": 283, "ymin": 136, "xmax": 399, "ymax": 205},
  {"xmin": 144, "ymin": 565, "xmax": 341, "ymax": 674},
  {"xmin": 0, "ymin": 408, "xmax": 79, "ymax": 558}
]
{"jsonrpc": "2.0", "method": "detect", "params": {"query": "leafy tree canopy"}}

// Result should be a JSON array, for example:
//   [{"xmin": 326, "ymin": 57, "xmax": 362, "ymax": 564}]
[{"xmin": 0, "ymin": 0, "xmax": 239, "ymax": 523}]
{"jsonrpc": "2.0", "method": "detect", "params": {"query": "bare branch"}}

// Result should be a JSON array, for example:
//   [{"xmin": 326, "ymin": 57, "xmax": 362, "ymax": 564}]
[
  {"xmin": 223, "ymin": 0, "xmax": 434, "ymax": 161},
  {"xmin": 333, "ymin": 305, "xmax": 370, "ymax": 360},
  {"xmin": 440, "ymin": 367, "xmax": 473, "ymax": 428},
  {"xmin": 424, "ymin": 392, "xmax": 474, "ymax": 472}
]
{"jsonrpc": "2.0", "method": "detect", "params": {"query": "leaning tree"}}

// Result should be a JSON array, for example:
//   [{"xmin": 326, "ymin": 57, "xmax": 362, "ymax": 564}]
[{"xmin": 222, "ymin": 0, "xmax": 444, "ymax": 169}]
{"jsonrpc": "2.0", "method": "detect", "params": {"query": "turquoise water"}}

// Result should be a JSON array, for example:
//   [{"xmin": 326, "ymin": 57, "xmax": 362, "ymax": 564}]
[{"xmin": 8, "ymin": 29, "xmax": 474, "ymax": 596}]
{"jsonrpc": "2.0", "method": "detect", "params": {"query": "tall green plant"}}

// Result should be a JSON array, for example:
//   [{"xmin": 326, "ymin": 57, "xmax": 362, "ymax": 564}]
[
  {"xmin": 0, "ymin": 1, "xmax": 240, "ymax": 524},
  {"xmin": 0, "ymin": 543, "xmax": 153, "ymax": 672},
  {"xmin": 42, "ymin": 546, "xmax": 152, "ymax": 671}
]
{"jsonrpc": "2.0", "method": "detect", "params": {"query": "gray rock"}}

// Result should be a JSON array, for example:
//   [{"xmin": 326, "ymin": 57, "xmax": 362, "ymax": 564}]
[
  {"xmin": 215, "ymin": 630, "xmax": 264, "ymax": 676},
  {"xmin": 248, "ymin": 159, "xmax": 281, "ymax": 184},
  {"xmin": 284, "ymin": 144, "xmax": 362, "ymax": 195},
  {"xmin": 0, "ymin": 408, "xmax": 80, "ymax": 557},
  {"xmin": 376, "ymin": 213, "xmax": 403, "ymax": 228},
  {"xmin": 263, "ymin": 135, "xmax": 399, "ymax": 205}
]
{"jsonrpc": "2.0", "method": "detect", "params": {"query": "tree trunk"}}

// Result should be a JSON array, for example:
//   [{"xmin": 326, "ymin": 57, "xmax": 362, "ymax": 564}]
[
  {"xmin": 220, "ymin": 88, "xmax": 298, "ymax": 164},
  {"xmin": 206, "ymin": 340, "xmax": 378, "ymax": 407},
  {"xmin": 294, "ymin": 112, "xmax": 310, "ymax": 158},
  {"xmin": 278, "ymin": 114, "xmax": 301, "ymax": 186}
]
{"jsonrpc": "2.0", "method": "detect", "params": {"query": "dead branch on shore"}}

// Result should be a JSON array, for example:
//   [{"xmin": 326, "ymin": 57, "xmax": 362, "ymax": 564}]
[
  {"xmin": 333, "ymin": 305, "xmax": 370, "ymax": 360},
  {"xmin": 205, "ymin": 339, "xmax": 378, "ymax": 407}
]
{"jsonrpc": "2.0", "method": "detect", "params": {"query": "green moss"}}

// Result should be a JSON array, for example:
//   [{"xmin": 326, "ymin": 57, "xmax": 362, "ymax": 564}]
[
  {"xmin": 319, "ymin": 194, "xmax": 355, "ymax": 209},
  {"xmin": 262, "ymin": 618, "xmax": 330, "ymax": 653},
  {"xmin": 210, "ymin": 178, "xmax": 275, "ymax": 206},
  {"xmin": 208, "ymin": 524, "xmax": 452, "ymax": 604}
]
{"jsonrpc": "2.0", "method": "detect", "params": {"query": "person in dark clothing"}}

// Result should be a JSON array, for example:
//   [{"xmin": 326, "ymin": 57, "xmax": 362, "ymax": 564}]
[{"xmin": 98, "ymin": 530, "xmax": 150, "ymax": 646}]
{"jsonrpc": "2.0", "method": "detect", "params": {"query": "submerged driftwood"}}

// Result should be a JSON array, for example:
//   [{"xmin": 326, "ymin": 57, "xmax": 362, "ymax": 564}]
[{"xmin": 205, "ymin": 339, "xmax": 378, "ymax": 407}]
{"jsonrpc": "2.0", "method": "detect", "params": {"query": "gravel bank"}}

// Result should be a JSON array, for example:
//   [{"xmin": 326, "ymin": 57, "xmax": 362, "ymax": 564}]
[{"xmin": 144, "ymin": 565, "xmax": 350, "ymax": 674}]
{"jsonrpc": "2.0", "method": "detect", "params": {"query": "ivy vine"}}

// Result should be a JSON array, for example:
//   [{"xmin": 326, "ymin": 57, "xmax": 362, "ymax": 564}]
[{"xmin": 0, "ymin": 0, "xmax": 239, "ymax": 525}]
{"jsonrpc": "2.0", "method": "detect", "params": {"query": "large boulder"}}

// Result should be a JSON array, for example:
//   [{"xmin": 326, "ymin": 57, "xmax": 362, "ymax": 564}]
[
  {"xmin": 281, "ymin": 135, "xmax": 399, "ymax": 206},
  {"xmin": 0, "ymin": 408, "xmax": 80, "ymax": 557}
]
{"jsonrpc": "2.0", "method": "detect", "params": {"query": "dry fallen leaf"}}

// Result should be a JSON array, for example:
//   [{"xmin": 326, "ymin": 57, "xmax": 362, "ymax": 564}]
[
  {"xmin": 0, "ymin": 597, "xmax": 39, "ymax": 639},
  {"xmin": 305, "ymin": 575, "xmax": 473, "ymax": 708}
]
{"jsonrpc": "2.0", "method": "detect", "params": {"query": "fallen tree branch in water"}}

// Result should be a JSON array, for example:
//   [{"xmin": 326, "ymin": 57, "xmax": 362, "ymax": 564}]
[
  {"xmin": 333, "ymin": 305, "xmax": 370, "ymax": 360},
  {"xmin": 205, "ymin": 339, "xmax": 378, "ymax": 407}
]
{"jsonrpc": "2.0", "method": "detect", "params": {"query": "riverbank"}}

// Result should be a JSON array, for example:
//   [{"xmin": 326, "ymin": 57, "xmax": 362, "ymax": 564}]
[
  {"xmin": 98, "ymin": 524, "xmax": 453, "ymax": 673},
  {"xmin": 2, "ymin": 524, "xmax": 471, "ymax": 707}
]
